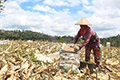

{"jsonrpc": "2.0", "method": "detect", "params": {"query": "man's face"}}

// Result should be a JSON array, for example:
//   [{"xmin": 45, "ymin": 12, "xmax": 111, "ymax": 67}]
[{"xmin": 80, "ymin": 25, "xmax": 87, "ymax": 29}]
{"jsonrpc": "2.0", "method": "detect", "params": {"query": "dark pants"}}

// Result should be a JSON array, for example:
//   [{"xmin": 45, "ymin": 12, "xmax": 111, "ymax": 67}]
[{"xmin": 85, "ymin": 45, "xmax": 100, "ymax": 67}]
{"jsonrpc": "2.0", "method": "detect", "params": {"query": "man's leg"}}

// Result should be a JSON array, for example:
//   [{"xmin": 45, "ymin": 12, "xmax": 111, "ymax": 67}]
[
  {"xmin": 93, "ymin": 46, "xmax": 100, "ymax": 67},
  {"xmin": 85, "ymin": 46, "xmax": 92, "ymax": 62}
]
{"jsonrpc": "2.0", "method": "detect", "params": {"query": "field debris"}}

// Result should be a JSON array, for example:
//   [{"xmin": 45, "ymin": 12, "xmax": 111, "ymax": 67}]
[
  {"xmin": 0, "ymin": 40, "xmax": 120, "ymax": 80},
  {"xmin": 106, "ymin": 59, "xmax": 119, "ymax": 65}
]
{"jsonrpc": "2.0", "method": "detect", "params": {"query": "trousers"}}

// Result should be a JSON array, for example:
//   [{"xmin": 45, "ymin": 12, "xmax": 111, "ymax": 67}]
[{"xmin": 85, "ymin": 45, "xmax": 100, "ymax": 67}]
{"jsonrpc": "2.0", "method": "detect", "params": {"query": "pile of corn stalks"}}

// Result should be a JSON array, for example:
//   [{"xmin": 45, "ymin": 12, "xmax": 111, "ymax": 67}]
[{"xmin": 0, "ymin": 40, "xmax": 120, "ymax": 80}]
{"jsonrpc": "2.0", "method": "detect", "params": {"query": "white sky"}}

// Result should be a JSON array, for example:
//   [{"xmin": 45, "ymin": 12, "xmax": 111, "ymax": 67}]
[{"xmin": 0, "ymin": 0, "xmax": 120, "ymax": 38}]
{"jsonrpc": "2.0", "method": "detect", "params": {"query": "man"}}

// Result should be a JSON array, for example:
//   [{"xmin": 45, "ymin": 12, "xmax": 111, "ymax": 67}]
[{"xmin": 70, "ymin": 17, "xmax": 100, "ymax": 67}]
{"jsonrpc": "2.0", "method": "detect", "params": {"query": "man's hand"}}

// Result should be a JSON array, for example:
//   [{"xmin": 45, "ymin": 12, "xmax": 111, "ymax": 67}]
[
  {"xmin": 74, "ymin": 46, "xmax": 81, "ymax": 52},
  {"xmin": 70, "ymin": 43, "xmax": 75, "ymax": 48}
]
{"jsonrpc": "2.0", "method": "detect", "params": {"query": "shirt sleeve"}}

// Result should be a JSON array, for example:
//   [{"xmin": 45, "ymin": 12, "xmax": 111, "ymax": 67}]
[
  {"xmin": 72, "ymin": 29, "xmax": 81, "ymax": 44},
  {"xmin": 78, "ymin": 29, "xmax": 92, "ymax": 48}
]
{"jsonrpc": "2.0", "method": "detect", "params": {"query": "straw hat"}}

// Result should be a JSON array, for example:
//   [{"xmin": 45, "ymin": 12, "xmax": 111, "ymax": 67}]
[{"xmin": 75, "ymin": 17, "xmax": 92, "ymax": 25}]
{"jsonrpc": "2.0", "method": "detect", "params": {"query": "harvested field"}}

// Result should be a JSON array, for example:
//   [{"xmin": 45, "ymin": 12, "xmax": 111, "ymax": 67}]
[{"xmin": 0, "ymin": 40, "xmax": 120, "ymax": 80}]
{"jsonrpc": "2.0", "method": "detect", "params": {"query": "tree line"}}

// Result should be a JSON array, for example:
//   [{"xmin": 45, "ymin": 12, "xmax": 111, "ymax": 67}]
[
  {"xmin": 0, "ymin": 30, "xmax": 73, "ymax": 43},
  {"xmin": 100, "ymin": 35, "xmax": 120, "ymax": 47},
  {"xmin": 0, "ymin": 30, "xmax": 120, "ymax": 47}
]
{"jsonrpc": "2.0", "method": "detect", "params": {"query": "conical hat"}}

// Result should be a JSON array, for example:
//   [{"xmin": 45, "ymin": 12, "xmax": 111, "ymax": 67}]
[{"xmin": 75, "ymin": 17, "xmax": 92, "ymax": 25}]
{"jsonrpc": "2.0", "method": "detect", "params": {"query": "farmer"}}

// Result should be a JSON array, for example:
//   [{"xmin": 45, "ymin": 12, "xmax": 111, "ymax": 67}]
[{"xmin": 70, "ymin": 17, "xmax": 100, "ymax": 67}]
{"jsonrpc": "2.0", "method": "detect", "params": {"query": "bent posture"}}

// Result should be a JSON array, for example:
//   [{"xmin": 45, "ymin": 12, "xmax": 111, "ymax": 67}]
[{"xmin": 71, "ymin": 17, "xmax": 101, "ymax": 67}]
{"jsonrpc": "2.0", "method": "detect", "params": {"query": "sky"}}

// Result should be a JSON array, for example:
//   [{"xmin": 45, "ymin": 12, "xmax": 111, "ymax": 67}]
[{"xmin": 0, "ymin": 0, "xmax": 120, "ymax": 38}]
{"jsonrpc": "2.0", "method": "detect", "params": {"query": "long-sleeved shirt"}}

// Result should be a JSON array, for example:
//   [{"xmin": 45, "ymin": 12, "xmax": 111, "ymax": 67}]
[{"xmin": 72, "ymin": 28, "xmax": 100, "ymax": 48}]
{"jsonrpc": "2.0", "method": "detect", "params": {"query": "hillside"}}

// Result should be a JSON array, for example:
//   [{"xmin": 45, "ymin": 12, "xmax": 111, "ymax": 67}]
[
  {"xmin": 0, "ymin": 30, "xmax": 73, "ymax": 43},
  {"xmin": 100, "ymin": 35, "xmax": 120, "ymax": 47},
  {"xmin": 0, "ymin": 30, "xmax": 120, "ymax": 47}
]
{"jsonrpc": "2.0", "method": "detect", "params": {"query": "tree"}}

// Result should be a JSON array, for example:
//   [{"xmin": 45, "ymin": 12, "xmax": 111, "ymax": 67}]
[
  {"xmin": 59, "ymin": 36, "xmax": 65, "ymax": 43},
  {"xmin": 0, "ymin": 0, "xmax": 7, "ymax": 13}
]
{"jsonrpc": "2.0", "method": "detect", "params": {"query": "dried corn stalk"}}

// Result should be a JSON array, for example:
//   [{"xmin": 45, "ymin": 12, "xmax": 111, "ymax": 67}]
[{"xmin": 0, "ymin": 40, "xmax": 119, "ymax": 80}]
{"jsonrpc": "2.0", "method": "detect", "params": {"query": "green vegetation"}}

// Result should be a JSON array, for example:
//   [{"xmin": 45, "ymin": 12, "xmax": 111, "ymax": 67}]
[
  {"xmin": 0, "ymin": 0, "xmax": 7, "ymax": 13},
  {"xmin": 0, "ymin": 30, "xmax": 74, "ymax": 43},
  {"xmin": 100, "ymin": 35, "xmax": 120, "ymax": 47},
  {"xmin": 0, "ymin": 30, "xmax": 120, "ymax": 47}
]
